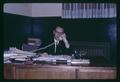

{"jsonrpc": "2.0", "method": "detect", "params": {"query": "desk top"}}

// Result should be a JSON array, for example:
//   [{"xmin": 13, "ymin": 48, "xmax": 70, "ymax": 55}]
[{"xmin": 4, "ymin": 63, "xmax": 116, "ymax": 70}]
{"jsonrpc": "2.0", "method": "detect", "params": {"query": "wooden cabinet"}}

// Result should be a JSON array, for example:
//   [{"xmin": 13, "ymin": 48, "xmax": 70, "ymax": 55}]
[
  {"xmin": 4, "ymin": 64, "xmax": 15, "ymax": 79},
  {"xmin": 15, "ymin": 66, "xmax": 76, "ymax": 79},
  {"xmin": 77, "ymin": 67, "xmax": 116, "ymax": 79},
  {"xmin": 4, "ymin": 63, "xmax": 116, "ymax": 79}
]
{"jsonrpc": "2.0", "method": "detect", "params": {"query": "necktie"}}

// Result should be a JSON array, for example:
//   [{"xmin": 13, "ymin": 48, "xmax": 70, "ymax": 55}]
[{"xmin": 54, "ymin": 40, "xmax": 59, "ymax": 53}]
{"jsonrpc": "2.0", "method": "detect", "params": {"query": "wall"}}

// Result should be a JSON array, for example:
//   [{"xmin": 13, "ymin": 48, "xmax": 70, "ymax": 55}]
[
  {"xmin": 31, "ymin": 3, "xmax": 62, "ymax": 17},
  {"xmin": 4, "ymin": 3, "xmax": 32, "ymax": 17},
  {"xmin": 4, "ymin": 13, "xmax": 32, "ymax": 49},
  {"xmin": 4, "ymin": 3, "xmax": 62, "ymax": 17}
]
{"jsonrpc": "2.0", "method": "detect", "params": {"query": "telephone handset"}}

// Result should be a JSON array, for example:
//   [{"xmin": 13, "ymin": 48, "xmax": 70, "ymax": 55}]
[
  {"xmin": 58, "ymin": 33, "xmax": 66, "ymax": 41},
  {"xmin": 59, "ymin": 36, "xmax": 63, "ymax": 41}
]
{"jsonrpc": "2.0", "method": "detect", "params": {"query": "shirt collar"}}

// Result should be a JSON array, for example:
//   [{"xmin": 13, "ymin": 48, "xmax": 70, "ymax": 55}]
[{"xmin": 54, "ymin": 38, "xmax": 59, "ymax": 44}]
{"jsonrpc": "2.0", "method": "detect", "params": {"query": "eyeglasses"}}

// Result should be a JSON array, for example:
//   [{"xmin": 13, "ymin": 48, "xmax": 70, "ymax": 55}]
[{"xmin": 55, "ymin": 31, "xmax": 64, "ymax": 35}]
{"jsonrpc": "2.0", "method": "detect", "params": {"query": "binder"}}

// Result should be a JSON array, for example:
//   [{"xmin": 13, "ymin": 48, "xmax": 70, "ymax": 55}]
[
  {"xmin": 83, "ymin": 3, "xmax": 86, "ymax": 18},
  {"xmin": 86, "ymin": 3, "xmax": 89, "ymax": 18},
  {"xmin": 93, "ymin": 3, "xmax": 95, "ymax": 18},
  {"xmin": 72, "ymin": 3, "xmax": 75, "ymax": 19},
  {"xmin": 96, "ymin": 3, "xmax": 99, "ymax": 18},
  {"xmin": 114, "ymin": 3, "xmax": 117, "ymax": 17},
  {"xmin": 89, "ymin": 3, "xmax": 92, "ymax": 18},
  {"xmin": 104, "ymin": 3, "xmax": 107, "ymax": 18},
  {"xmin": 62, "ymin": 3, "xmax": 65, "ymax": 18},
  {"xmin": 107, "ymin": 3, "xmax": 109, "ymax": 18},
  {"xmin": 102, "ymin": 3, "xmax": 105, "ymax": 18}
]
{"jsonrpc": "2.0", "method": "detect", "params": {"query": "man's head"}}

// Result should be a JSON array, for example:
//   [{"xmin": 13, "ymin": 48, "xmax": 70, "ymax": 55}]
[{"xmin": 53, "ymin": 26, "xmax": 64, "ymax": 40}]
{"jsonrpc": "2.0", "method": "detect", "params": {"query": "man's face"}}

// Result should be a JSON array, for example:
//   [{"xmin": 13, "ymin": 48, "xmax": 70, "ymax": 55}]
[{"xmin": 54, "ymin": 27, "xmax": 64, "ymax": 40}]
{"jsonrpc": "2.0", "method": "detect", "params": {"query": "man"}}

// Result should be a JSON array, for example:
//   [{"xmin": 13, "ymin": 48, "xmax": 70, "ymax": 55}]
[
  {"xmin": 53, "ymin": 26, "xmax": 70, "ymax": 49},
  {"xmin": 40, "ymin": 26, "xmax": 70, "ymax": 55}
]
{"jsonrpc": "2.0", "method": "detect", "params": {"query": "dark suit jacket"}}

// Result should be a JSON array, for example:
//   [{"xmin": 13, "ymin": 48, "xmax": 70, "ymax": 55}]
[{"xmin": 39, "ymin": 38, "xmax": 71, "ymax": 55}]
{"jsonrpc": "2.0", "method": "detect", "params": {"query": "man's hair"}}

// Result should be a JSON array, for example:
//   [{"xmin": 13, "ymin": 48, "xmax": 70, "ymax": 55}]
[{"xmin": 54, "ymin": 26, "xmax": 64, "ymax": 31}]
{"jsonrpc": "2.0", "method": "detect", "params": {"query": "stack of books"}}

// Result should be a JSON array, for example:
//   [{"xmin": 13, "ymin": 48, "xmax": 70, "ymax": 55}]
[{"xmin": 28, "ymin": 38, "xmax": 41, "ymax": 46}]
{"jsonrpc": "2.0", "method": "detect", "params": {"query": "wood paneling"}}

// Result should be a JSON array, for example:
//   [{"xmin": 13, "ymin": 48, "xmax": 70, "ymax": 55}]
[
  {"xmin": 15, "ymin": 67, "xmax": 76, "ymax": 79},
  {"xmin": 4, "ymin": 64, "xmax": 15, "ymax": 79},
  {"xmin": 77, "ymin": 67, "xmax": 116, "ymax": 79},
  {"xmin": 4, "ymin": 63, "xmax": 116, "ymax": 79}
]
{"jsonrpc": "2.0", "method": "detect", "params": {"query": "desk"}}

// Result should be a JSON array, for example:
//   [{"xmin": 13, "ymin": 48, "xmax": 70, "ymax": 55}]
[{"xmin": 4, "ymin": 63, "xmax": 116, "ymax": 79}]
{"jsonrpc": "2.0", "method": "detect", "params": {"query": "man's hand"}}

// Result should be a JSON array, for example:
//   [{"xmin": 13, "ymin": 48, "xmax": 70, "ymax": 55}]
[
  {"xmin": 58, "ymin": 33, "xmax": 66, "ymax": 41},
  {"xmin": 61, "ymin": 33, "xmax": 66, "ymax": 40},
  {"xmin": 61, "ymin": 33, "xmax": 70, "ymax": 48}
]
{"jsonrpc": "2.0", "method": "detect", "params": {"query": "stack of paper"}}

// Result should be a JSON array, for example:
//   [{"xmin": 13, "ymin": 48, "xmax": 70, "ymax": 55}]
[
  {"xmin": 71, "ymin": 59, "xmax": 90, "ymax": 65},
  {"xmin": 4, "ymin": 47, "xmax": 36, "ymax": 63}
]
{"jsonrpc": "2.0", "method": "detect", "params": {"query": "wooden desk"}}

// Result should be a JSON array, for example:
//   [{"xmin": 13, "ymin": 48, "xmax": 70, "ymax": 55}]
[{"xmin": 4, "ymin": 63, "xmax": 116, "ymax": 79}]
